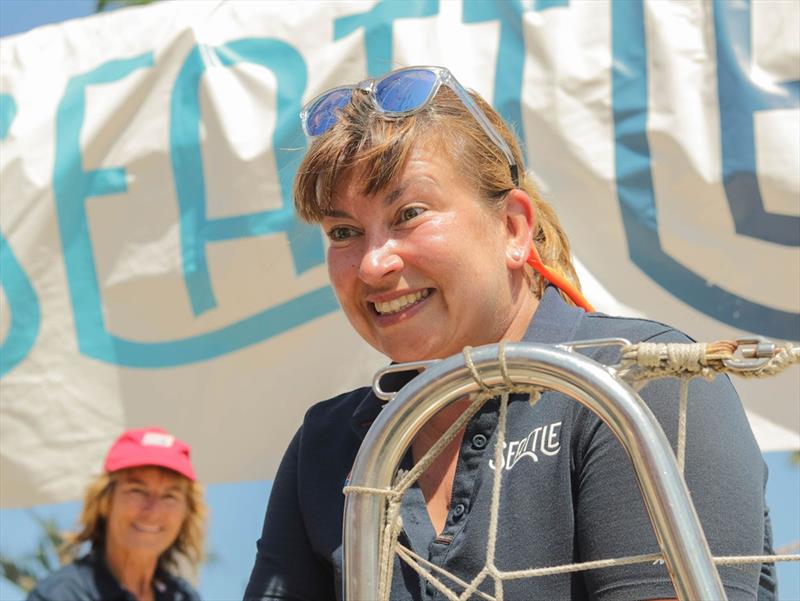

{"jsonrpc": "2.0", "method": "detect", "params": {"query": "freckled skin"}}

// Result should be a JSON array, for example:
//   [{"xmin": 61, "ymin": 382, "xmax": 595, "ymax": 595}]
[{"xmin": 322, "ymin": 143, "xmax": 538, "ymax": 363}]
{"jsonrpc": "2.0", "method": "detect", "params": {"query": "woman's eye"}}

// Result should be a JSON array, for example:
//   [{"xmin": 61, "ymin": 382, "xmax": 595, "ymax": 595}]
[
  {"xmin": 398, "ymin": 206, "xmax": 425, "ymax": 223},
  {"xmin": 327, "ymin": 226, "xmax": 357, "ymax": 242},
  {"xmin": 162, "ymin": 493, "xmax": 182, "ymax": 505}
]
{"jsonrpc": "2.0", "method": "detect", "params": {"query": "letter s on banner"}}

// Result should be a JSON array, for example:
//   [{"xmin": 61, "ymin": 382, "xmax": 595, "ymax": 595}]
[
  {"xmin": 53, "ymin": 44, "xmax": 338, "ymax": 369},
  {"xmin": 0, "ymin": 93, "xmax": 41, "ymax": 377}
]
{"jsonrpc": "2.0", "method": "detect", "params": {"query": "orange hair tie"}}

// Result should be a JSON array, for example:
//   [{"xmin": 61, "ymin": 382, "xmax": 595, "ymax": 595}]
[{"xmin": 526, "ymin": 243, "xmax": 595, "ymax": 313}]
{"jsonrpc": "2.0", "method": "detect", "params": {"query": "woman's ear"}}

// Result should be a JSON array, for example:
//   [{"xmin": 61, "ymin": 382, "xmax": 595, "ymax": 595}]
[{"xmin": 504, "ymin": 189, "xmax": 535, "ymax": 268}]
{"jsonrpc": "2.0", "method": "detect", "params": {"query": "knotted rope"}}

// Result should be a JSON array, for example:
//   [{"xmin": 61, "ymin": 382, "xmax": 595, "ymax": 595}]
[
  {"xmin": 618, "ymin": 340, "xmax": 799, "ymax": 471},
  {"xmin": 618, "ymin": 340, "xmax": 799, "ymax": 382},
  {"xmin": 344, "ymin": 339, "xmax": 800, "ymax": 601}
]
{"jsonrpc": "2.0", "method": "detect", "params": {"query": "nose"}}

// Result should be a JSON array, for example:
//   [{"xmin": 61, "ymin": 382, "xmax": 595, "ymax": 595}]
[
  {"xmin": 358, "ymin": 238, "xmax": 403, "ymax": 286},
  {"xmin": 142, "ymin": 494, "xmax": 159, "ymax": 512},
  {"xmin": 135, "ymin": 492, "xmax": 164, "ymax": 515}
]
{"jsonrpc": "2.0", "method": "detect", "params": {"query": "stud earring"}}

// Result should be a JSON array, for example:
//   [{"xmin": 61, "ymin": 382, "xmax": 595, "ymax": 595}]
[{"xmin": 510, "ymin": 249, "xmax": 522, "ymax": 261}]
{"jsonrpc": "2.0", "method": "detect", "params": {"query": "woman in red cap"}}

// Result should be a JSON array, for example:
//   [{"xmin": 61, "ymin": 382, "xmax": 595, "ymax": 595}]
[{"xmin": 28, "ymin": 427, "xmax": 206, "ymax": 601}]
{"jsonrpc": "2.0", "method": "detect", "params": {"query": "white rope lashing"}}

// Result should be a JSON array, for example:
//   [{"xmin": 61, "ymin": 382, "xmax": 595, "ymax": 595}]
[{"xmin": 343, "ymin": 340, "xmax": 800, "ymax": 600}]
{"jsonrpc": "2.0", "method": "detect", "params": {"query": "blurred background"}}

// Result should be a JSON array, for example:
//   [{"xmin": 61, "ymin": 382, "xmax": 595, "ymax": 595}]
[{"xmin": 1, "ymin": 1, "xmax": 798, "ymax": 599}]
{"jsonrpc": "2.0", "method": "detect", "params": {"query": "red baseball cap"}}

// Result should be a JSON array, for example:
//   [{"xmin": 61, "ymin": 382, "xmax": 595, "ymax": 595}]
[{"xmin": 104, "ymin": 427, "xmax": 196, "ymax": 481}]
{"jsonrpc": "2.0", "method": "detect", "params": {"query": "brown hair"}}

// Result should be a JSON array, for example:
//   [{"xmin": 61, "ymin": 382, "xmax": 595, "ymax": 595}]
[
  {"xmin": 62, "ymin": 468, "xmax": 207, "ymax": 575},
  {"xmin": 293, "ymin": 77, "xmax": 582, "ymax": 304}
]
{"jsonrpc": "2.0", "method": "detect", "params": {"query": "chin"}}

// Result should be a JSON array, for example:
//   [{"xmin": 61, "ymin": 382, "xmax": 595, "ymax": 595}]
[
  {"xmin": 380, "ymin": 347, "xmax": 417, "ymax": 363},
  {"xmin": 383, "ymin": 343, "xmax": 446, "ymax": 364},
  {"xmin": 386, "ymin": 351, "xmax": 419, "ymax": 363},
  {"xmin": 125, "ymin": 535, "xmax": 172, "ymax": 552}
]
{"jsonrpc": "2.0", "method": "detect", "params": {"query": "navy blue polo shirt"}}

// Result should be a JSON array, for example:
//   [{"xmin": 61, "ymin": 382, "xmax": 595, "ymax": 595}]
[
  {"xmin": 27, "ymin": 552, "xmax": 200, "ymax": 601},
  {"xmin": 245, "ymin": 287, "xmax": 775, "ymax": 601}
]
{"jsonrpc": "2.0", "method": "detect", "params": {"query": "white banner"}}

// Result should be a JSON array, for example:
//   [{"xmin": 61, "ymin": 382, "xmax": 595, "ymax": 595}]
[{"xmin": 1, "ymin": 0, "xmax": 798, "ymax": 508}]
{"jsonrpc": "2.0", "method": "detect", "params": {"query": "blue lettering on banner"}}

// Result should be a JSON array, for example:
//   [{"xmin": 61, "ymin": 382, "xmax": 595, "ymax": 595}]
[
  {"xmin": 713, "ymin": 0, "xmax": 799, "ymax": 246},
  {"xmin": 462, "ymin": 0, "xmax": 568, "ymax": 163},
  {"xmin": 334, "ymin": 1, "xmax": 440, "ymax": 78},
  {"xmin": 611, "ymin": 2, "xmax": 799, "ymax": 340},
  {"xmin": 170, "ymin": 39, "xmax": 324, "ymax": 316},
  {"xmin": 52, "ymin": 47, "xmax": 339, "ymax": 369},
  {"xmin": 0, "ymin": 94, "xmax": 17, "ymax": 140},
  {"xmin": 0, "ymin": 94, "xmax": 42, "ymax": 377},
  {"xmin": 0, "ymin": 236, "xmax": 41, "ymax": 378},
  {"xmin": 8, "ymin": 1, "xmax": 799, "ymax": 375}
]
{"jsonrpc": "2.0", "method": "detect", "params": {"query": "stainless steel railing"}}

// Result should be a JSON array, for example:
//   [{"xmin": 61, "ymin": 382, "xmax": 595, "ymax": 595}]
[{"xmin": 343, "ymin": 342, "xmax": 726, "ymax": 600}]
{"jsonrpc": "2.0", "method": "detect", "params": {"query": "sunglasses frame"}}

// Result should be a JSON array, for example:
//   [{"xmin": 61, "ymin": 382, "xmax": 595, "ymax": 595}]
[{"xmin": 300, "ymin": 66, "xmax": 519, "ymax": 186}]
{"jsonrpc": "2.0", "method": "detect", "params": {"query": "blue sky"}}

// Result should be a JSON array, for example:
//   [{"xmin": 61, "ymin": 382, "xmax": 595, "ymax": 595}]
[
  {"xmin": 0, "ymin": 2, "xmax": 798, "ymax": 600},
  {"xmin": 0, "ymin": 0, "xmax": 97, "ymax": 38}
]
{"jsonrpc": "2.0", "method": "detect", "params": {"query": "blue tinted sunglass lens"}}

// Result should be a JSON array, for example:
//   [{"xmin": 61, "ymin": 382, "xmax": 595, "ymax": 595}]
[
  {"xmin": 306, "ymin": 88, "xmax": 354, "ymax": 136},
  {"xmin": 374, "ymin": 69, "xmax": 438, "ymax": 113}
]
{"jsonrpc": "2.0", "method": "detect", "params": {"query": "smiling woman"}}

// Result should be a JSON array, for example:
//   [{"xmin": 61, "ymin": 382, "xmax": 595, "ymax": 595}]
[
  {"xmin": 27, "ymin": 428, "xmax": 206, "ymax": 601},
  {"xmin": 244, "ymin": 66, "xmax": 776, "ymax": 601},
  {"xmin": 320, "ymin": 141, "xmax": 530, "ymax": 364}
]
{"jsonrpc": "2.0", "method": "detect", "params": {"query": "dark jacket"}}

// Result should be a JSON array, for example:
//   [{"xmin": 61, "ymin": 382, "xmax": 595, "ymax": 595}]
[{"xmin": 27, "ymin": 552, "xmax": 200, "ymax": 601}]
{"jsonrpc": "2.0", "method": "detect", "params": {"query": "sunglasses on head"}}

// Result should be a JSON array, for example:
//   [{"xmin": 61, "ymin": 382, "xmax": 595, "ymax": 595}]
[{"xmin": 300, "ymin": 66, "xmax": 519, "ymax": 187}]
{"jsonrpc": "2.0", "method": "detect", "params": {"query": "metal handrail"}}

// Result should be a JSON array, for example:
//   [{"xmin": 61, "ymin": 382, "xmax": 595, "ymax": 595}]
[{"xmin": 343, "ymin": 342, "xmax": 726, "ymax": 600}]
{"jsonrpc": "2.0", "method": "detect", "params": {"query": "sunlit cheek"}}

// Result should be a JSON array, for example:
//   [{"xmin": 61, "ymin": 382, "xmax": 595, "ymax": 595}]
[
  {"xmin": 326, "ymin": 253, "xmax": 345, "ymax": 282},
  {"xmin": 112, "ymin": 497, "xmax": 139, "ymax": 520},
  {"xmin": 170, "ymin": 502, "xmax": 188, "ymax": 521},
  {"xmin": 327, "ymin": 255, "xmax": 360, "ymax": 299}
]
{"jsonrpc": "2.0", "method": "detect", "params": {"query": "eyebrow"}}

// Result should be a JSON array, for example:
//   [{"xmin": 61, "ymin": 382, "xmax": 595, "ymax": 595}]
[
  {"xmin": 324, "ymin": 208, "xmax": 352, "ymax": 219},
  {"xmin": 122, "ymin": 478, "xmax": 184, "ymax": 493},
  {"xmin": 382, "ymin": 183, "xmax": 408, "ymax": 207},
  {"xmin": 323, "ymin": 182, "xmax": 410, "ymax": 219}
]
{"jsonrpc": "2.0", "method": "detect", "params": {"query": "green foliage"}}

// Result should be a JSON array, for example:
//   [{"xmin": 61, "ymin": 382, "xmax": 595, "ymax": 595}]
[
  {"xmin": 96, "ymin": 0, "xmax": 158, "ymax": 12},
  {"xmin": 0, "ymin": 558, "xmax": 37, "ymax": 594},
  {"xmin": 792, "ymin": 450, "xmax": 800, "ymax": 465},
  {"xmin": 0, "ymin": 514, "xmax": 69, "ymax": 593}
]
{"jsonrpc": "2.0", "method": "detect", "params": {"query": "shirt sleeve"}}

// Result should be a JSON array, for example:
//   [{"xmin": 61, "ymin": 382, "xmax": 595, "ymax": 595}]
[
  {"xmin": 573, "ymin": 330, "xmax": 770, "ymax": 601},
  {"xmin": 25, "ymin": 570, "xmax": 90, "ymax": 601},
  {"xmin": 244, "ymin": 428, "xmax": 333, "ymax": 601}
]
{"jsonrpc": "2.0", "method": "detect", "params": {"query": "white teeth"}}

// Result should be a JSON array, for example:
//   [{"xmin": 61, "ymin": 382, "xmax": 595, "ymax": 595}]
[
  {"xmin": 374, "ymin": 289, "xmax": 430, "ymax": 315},
  {"xmin": 133, "ymin": 523, "xmax": 161, "ymax": 533}
]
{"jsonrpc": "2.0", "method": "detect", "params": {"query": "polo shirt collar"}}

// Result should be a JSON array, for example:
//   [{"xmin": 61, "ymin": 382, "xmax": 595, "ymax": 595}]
[
  {"xmin": 348, "ymin": 286, "xmax": 584, "ymax": 438},
  {"xmin": 522, "ymin": 285, "xmax": 585, "ymax": 345},
  {"xmin": 350, "ymin": 369, "xmax": 418, "ymax": 439}
]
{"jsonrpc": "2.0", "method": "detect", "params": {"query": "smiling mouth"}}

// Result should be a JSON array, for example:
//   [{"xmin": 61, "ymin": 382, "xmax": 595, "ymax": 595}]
[
  {"xmin": 373, "ymin": 289, "xmax": 431, "ymax": 315},
  {"xmin": 133, "ymin": 523, "xmax": 162, "ymax": 534}
]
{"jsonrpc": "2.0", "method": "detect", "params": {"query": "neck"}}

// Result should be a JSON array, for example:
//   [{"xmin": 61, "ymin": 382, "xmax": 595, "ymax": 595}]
[
  {"xmin": 104, "ymin": 543, "xmax": 159, "ymax": 601},
  {"xmin": 502, "ymin": 285, "xmax": 539, "ymax": 344}
]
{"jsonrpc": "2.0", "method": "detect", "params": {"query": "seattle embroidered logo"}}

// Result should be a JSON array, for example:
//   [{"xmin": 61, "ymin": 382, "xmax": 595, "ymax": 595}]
[{"xmin": 488, "ymin": 421, "xmax": 562, "ymax": 471}]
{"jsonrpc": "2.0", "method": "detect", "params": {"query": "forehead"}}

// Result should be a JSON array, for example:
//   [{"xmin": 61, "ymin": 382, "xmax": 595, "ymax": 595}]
[
  {"xmin": 116, "ymin": 466, "xmax": 187, "ymax": 489},
  {"xmin": 328, "ymin": 140, "xmax": 467, "ymax": 212}
]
